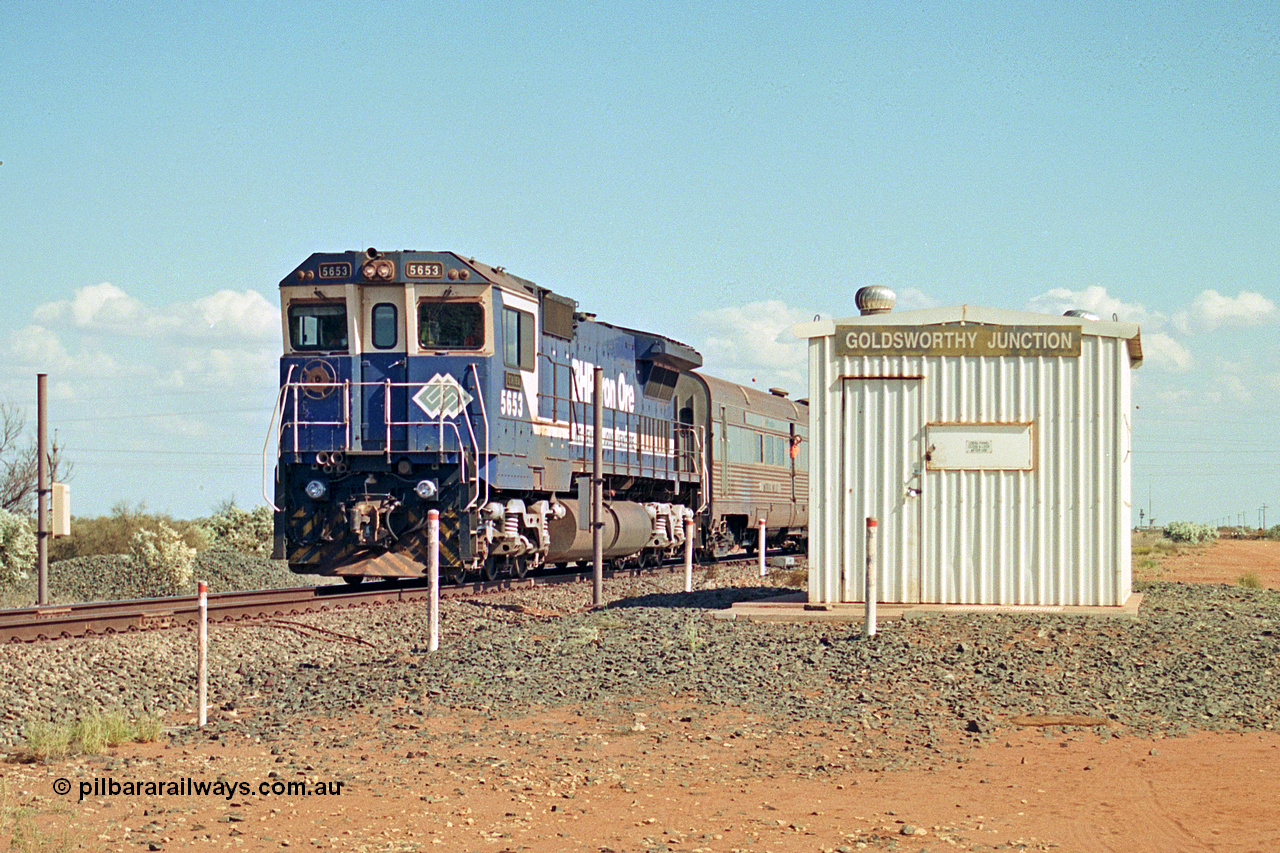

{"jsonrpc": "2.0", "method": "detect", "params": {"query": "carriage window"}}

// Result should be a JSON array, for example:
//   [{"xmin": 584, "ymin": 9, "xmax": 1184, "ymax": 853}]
[
  {"xmin": 503, "ymin": 307, "xmax": 535, "ymax": 371},
  {"xmin": 371, "ymin": 303, "xmax": 398, "ymax": 349},
  {"xmin": 726, "ymin": 425, "xmax": 763, "ymax": 464},
  {"xmin": 419, "ymin": 301, "xmax": 484, "ymax": 349},
  {"xmin": 288, "ymin": 302, "xmax": 348, "ymax": 352}
]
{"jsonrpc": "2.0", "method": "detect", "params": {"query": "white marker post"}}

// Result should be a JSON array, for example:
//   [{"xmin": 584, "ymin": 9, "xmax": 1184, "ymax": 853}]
[
  {"xmin": 428, "ymin": 509, "xmax": 440, "ymax": 652},
  {"xmin": 757, "ymin": 518, "xmax": 767, "ymax": 577},
  {"xmin": 684, "ymin": 517, "xmax": 694, "ymax": 593},
  {"xmin": 197, "ymin": 580, "xmax": 208, "ymax": 727},
  {"xmin": 865, "ymin": 517, "xmax": 877, "ymax": 638}
]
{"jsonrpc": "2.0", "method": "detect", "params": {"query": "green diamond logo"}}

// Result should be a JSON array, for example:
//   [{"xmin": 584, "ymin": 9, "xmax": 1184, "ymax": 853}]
[{"xmin": 412, "ymin": 373, "xmax": 473, "ymax": 419}]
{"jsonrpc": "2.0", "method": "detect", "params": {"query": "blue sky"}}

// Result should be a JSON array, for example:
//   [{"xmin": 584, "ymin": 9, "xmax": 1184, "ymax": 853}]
[{"xmin": 1, "ymin": 1, "xmax": 1276, "ymax": 526}]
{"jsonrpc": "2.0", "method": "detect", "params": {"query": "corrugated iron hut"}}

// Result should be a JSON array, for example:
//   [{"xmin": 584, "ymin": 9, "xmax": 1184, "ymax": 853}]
[{"xmin": 794, "ymin": 289, "xmax": 1142, "ymax": 607}]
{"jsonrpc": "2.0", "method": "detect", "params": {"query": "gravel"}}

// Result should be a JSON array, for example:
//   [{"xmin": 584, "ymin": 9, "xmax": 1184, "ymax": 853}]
[{"xmin": 1, "ymin": 563, "xmax": 1277, "ymax": 763}]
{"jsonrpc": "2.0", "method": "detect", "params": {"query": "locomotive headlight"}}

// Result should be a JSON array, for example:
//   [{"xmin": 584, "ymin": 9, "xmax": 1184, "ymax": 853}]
[
  {"xmin": 377, "ymin": 259, "xmax": 394, "ymax": 280},
  {"xmin": 414, "ymin": 479, "xmax": 438, "ymax": 500},
  {"xmin": 305, "ymin": 479, "xmax": 328, "ymax": 500},
  {"xmin": 361, "ymin": 262, "xmax": 377, "ymax": 280}
]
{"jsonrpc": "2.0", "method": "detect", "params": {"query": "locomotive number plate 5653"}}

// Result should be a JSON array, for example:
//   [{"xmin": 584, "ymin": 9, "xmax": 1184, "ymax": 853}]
[
  {"xmin": 317, "ymin": 262, "xmax": 351, "ymax": 279},
  {"xmin": 405, "ymin": 261, "xmax": 444, "ymax": 279}
]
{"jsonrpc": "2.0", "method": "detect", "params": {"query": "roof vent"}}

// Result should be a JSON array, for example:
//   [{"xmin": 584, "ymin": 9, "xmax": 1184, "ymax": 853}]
[
  {"xmin": 768, "ymin": 387, "xmax": 789, "ymax": 398},
  {"xmin": 1063, "ymin": 309, "xmax": 1100, "ymax": 321},
  {"xmin": 855, "ymin": 285, "xmax": 896, "ymax": 316}
]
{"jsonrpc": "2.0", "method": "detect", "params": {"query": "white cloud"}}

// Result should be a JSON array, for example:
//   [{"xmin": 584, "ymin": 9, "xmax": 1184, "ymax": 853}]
[
  {"xmin": 33, "ymin": 282, "xmax": 147, "ymax": 332},
  {"xmin": 1172, "ymin": 289, "xmax": 1280, "ymax": 334},
  {"xmin": 1220, "ymin": 374, "xmax": 1251, "ymax": 404},
  {"xmin": 692, "ymin": 299, "xmax": 809, "ymax": 393},
  {"xmin": 31, "ymin": 283, "xmax": 278, "ymax": 341},
  {"xmin": 1141, "ymin": 332, "xmax": 1194, "ymax": 372},
  {"xmin": 190, "ymin": 290, "xmax": 279, "ymax": 340},
  {"xmin": 4, "ymin": 325, "xmax": 73, "ymax": 370},
  {"xmin": 7, "ymin": 283, "xmax": 281, "ymax": 403},
  {"xmin": 1024, "ymin": 285, "xmax": 1164, "ymax": 326},
  {"xmin": 896, "ymin": 287, "xmax": 940, "ymax": 312},
  {"xmin": 172, "ymin": 345, "xmax": 280, "ymax": 388}
]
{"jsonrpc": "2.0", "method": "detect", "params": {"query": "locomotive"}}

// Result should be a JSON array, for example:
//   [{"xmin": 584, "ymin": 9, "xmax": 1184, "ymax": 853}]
[{"xmin": 267, "ymin": 249, "xmax": 808, "ymax": 583}]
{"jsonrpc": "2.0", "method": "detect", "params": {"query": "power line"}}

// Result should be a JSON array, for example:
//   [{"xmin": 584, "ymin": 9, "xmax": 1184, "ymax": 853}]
[
  {"xmin": 55, "ymin": 407, "xmax": 272, "ymax": 423},
  {"xmin": 72, "ymin": 447, "xmax": 263, "ymax": 458}
]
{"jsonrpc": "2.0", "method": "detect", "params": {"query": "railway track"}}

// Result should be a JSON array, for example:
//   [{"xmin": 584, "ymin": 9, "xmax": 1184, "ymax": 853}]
[
  {"xmin": 0, "ymin": 577, "xmax": 525, "ymax": 644},
  {"xmin": 0, "ymin": 545, "xmax": 799, "ymax": 644},
  {"xmin": 0, "ymin": 557, "xmax": 743, "ymax": 644}
]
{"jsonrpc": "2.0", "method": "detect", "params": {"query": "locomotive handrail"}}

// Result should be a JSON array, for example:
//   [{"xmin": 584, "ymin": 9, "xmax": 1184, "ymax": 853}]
[
  {"xmin": 262, "ymin": 364, "xmax": 296, "ymax": 512},
  {"xmin": 691, "ymin": 425, "xmax": 709, "ymax": 513},
  {"xmin": 466, "ymin": 362, "xmax": 489, "ymax": 510},
  {"xmin": 276, "ymin": 373, "xmax": 694, "ymax": 510}
]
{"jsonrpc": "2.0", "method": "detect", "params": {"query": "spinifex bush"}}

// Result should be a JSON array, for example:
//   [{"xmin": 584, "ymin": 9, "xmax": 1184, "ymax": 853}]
[
  {"xmin": 130, "ymin": 521, "xmax": 196, "ymax": 597},
  {"xmin": 24, "ymin": 708, "xmax": 164, "ymax": 762},
  {"xmin": 1163, "ymin": 521, "xmax": 1219, "ymax": 544},
  {"xmin": 51, "ymin": 501, "xmax": 204, "ymax": 561},
  {"xmin": 0, "ymin": 509, "xmax": 35, "ymax": 587},
  {"xmin": 197, "ymin": 502, "xmax": 274, "ymax": 558}
]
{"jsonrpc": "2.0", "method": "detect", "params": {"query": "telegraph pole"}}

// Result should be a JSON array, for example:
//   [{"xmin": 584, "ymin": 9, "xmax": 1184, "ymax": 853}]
[{"xmin": 36, "ymin": 374, "xmax": 49, "ymax": 606}]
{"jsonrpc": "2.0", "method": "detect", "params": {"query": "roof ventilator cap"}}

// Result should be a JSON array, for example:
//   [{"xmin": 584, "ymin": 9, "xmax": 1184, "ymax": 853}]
[
  {"xmin": 855, "ymin": 285, "xmax": 896, "ymax": 316},
  {"xmin": 1063, "ymin": 309, "xmax": 1101, "ymax": 321}
]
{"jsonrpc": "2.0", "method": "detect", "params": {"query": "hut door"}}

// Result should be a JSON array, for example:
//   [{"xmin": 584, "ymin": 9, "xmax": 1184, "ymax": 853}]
[{"xmin": 839, "ymin": 378, "xmax": 923, "ymax": 603}]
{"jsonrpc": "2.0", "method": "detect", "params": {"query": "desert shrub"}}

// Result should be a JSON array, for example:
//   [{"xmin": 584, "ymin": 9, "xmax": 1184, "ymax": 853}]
[
  {"xmin": 0, "ymin": 509, "xmax": 35, "ymax": 586},
  {"xmin": 130, "ymin": 521, "xmax": 196, "ymax": 597},
  {"xmin": 24, "ymin": 707, "xmax": 164, "ymax": 762},
  {"xmin": 1163, "ymin": 521, "xmax": 1219, "ymax": 544},
  {"xmin": 198, "ymin": 502, "xmax": 274, "ymax": 558},
  {"xmin": 1266, "ymin": 525, "xmax": 1280, "ymax": 542},
  {"xmin": 50, "ymin": 502, "xmax": 205, "ymax": 561}
]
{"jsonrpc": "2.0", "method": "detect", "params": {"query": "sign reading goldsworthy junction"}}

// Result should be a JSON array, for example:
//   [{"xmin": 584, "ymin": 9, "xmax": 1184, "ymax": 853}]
[{"xmin": 835, "ymin": 323, "xmax": 1082, "ymax": 358}]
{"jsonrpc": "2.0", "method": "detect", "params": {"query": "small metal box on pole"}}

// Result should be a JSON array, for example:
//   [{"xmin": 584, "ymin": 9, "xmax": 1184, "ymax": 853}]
[{"xmin": 51, "ymin": 484, "xmax": 71, "ymax": 538}]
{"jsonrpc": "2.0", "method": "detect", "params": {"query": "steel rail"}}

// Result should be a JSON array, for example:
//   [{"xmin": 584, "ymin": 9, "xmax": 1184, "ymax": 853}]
[
  {"xmin": 0, "ymin": 549, "xmax": 788, "ymax": 645},
  {"xmin": 0, "ymin": 580, "xmax": 508, "ymax": 644}
]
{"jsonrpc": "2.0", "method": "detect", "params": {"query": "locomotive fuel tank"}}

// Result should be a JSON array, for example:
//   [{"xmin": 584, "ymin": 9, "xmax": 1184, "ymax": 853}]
[{"xmin": 545, "ymin": 499, "xmax": 654, "ymax": 562}]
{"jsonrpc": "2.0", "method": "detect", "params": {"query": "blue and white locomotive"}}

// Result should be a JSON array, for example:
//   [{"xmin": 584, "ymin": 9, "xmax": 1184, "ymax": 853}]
[{"xmin": 268, "ymin": 249, "xmax": 807, "ymax": 583}]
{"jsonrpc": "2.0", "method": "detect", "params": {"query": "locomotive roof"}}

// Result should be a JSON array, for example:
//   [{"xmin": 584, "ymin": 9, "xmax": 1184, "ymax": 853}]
[
  {"xmin": 281, "ymin": 249, "xmax": 705, "ymax": 368},
  {"xmin": 280, "ymin": 250, "xmax": 543, "ymax": 295}
]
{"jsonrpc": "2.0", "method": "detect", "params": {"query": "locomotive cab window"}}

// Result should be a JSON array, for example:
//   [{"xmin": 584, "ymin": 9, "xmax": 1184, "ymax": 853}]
[
  {"xmin": 419, "ymin": 300, "xmax": 484, "ymax": 349},
  {"xmin": 371, "ymin": 303, "xmax": 398, "ymax": 349},
  {"xmin": 503, "ymin": 307, "xmax": 535, "ymax": 371},
  {"xmin": 289, "ymin": 302, "xmax": 348, "ymax": 352}
]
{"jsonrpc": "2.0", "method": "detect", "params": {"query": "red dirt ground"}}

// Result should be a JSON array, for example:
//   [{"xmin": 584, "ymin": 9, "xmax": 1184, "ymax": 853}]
[{"xmin": 5, "ymin": 537, "xmax": 1279, "ymax": 852}]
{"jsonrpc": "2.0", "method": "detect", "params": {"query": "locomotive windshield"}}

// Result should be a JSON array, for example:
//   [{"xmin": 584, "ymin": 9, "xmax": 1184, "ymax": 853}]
[
  {"xmin": 419, "ymin": 300, "xmax": 484, "ymax": 349},
  {"xmin": 288, "ymin": 302, "xmax": 348, "ymax": 352}
]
